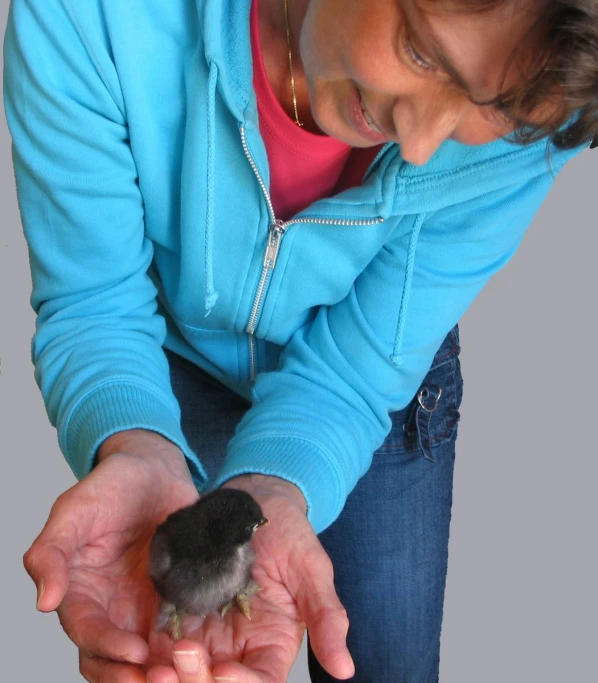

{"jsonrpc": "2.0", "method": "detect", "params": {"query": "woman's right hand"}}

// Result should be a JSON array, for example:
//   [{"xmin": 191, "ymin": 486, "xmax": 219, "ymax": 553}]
[{"xmin": 23, "ymin": 430, "xmax": 200, "ymax": 682}]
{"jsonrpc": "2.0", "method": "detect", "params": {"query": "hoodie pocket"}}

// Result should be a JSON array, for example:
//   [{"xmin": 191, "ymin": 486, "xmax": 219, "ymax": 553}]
[
  {"xmin": 173, "ymin": 319, "xmax": 245, "ymax": 382},
  {"xmin": 376, "ymin": 326, "xmax": 463, "ymax": 458}
]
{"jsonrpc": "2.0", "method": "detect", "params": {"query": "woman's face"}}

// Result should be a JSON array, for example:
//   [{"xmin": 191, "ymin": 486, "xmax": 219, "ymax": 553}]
[{"xmin": 299, "ymin": 0, "xmax": 543, "ymax": 165}]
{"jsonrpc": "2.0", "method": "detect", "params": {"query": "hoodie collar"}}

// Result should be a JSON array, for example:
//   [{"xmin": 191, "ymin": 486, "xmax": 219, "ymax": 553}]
[{"xmin": 200, "ymin": 0, "xmax": 255, "ymax": 123}]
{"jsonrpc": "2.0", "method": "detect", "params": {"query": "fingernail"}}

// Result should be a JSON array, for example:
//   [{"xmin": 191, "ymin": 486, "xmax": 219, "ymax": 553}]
[
  {"xmin": 173, "ymin": 650, "xmax": 199, "ymax": 673},
  {"xmin": 36, "ymin": 577, "xmax": 46, "ymax": 611},
  {"xmin": 214, "ymin": 678, "xmax": 239, "ymax": 682}
]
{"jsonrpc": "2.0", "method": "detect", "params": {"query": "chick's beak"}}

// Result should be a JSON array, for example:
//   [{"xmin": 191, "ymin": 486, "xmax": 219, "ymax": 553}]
[{"xmin": 259, "ymin": 518, "xmax": 269, "ymax": 528}]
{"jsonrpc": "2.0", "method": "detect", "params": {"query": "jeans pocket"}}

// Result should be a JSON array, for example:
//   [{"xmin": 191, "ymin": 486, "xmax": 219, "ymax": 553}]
[{"xmin": 376, "ymin": 326, "xmax": 463, "ymax": 460}]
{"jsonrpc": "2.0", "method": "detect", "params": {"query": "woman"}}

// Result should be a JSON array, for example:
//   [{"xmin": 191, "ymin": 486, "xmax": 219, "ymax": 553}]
[{"xmin": 3, "ymin": 0, "xmax": 595, "ymax": 682}]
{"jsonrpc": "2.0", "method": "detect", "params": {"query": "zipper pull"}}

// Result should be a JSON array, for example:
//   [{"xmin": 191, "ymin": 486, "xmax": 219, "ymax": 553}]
[{"xmin": 263, "ymin": 220, "xmax": 286, "ymax": 270}]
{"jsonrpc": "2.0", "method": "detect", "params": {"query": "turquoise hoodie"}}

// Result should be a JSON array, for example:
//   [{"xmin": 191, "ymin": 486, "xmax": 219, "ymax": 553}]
[{"xmin": 3, "ymin": 0, "xmax": 588, "ymax": 533}]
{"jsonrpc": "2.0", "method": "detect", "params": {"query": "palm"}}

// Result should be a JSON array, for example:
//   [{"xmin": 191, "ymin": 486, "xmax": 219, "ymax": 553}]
[
  {"xmin": 64, "ymin": 522, "xmax": 159, "ymax": 649},
  {"xmin": 28, "ymin": 452, "xmax": 200, "ymax": 673}
]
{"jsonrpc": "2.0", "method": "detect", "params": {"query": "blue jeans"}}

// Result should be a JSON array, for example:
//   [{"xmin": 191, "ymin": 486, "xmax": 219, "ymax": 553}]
[{"xmin": 166, "ymin": 325, "xmax": 463, "ymax": 683}]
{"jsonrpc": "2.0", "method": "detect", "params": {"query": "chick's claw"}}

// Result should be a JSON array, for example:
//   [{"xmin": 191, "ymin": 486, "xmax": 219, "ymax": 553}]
[
  {"xmin": 220, "ymin": 599, "xmax": 234, "ymax": 618},
  {"xmin": 169, "ymin": 609, "xmax": 185, "ymax": 641},
  {"xmin": 154, "ymin": 600, "xmax": 176, "ymax": 632},
  {"xmin": 221, "ymin": 580, "xmax": 261, "ymax": 620},
  {"xmin": 235, "ymin": 591, "xmax": 253, "ymax": 621}
]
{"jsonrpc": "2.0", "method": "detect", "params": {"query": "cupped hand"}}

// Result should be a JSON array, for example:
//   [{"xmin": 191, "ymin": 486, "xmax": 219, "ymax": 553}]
[
  {"xmin": 23, "ymin": 430, "xmax": 201, "ymax": 682},
  {"xmin": 144, "ymin": 475, "xmax": 355, "ymax": 683},
  {"xmin": 25, "ymin": 431, "xmax": 353, "ymax": 683}
]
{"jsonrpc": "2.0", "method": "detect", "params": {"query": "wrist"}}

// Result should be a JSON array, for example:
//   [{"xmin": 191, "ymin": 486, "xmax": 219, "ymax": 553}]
[
  {"xmin": 223, "ymin": 474, "xmax": 308, "ymax": 516},
  {"xmin": 97, "ymin": 429, "xmax": 191, "ymax": 480}
]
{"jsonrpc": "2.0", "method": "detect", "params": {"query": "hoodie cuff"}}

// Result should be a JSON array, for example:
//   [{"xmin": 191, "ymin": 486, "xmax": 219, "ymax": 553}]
[
  {"xmin": 213, "ymin": 436, "xmax": 347, "ymax": 534},
  {"xmin": 61, "ymin": 382, "xmax": 208, "ymax": 486}
]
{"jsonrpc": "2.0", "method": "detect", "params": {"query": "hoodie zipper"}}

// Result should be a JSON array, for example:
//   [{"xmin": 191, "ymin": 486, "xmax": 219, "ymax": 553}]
[{"xmin": 240, "ymin": 126, "xmax": 384, "ymax": 381}]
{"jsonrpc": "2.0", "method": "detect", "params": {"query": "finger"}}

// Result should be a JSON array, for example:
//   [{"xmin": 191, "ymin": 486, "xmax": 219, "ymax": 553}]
[
  {"xmin": 171, "ymin": 640, "xmax": 216, "ymax": 683},
  {"xmin": 23, "ymin": 494, "xmax": 96, "ymax": 611},
  {"xmin": 294, "ymin": 559, "xmax": 354, "ymax": 680},
  {"xmin": 79, "ymin": 652, "xmax": 147, "ymax": 683},
  {"xmin": 145, "ymin": 665, "xmax": 179, "ymax": 683},
  {"xmin": 58, "ymin": 592, "xmax": 150, "ymax": 664}
]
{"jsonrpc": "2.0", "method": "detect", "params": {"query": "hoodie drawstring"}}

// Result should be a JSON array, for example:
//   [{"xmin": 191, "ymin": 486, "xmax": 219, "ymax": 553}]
[
  {"xmin": 390, "ymin": 213, "xmax": 426, "ymax": 367},
  {"xmin": 204, "ymin": 62, "xmax": 220, "ymax": 317}
]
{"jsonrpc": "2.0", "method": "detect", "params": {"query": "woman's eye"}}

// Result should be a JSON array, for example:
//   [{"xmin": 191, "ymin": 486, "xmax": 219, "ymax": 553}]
[{"xmin": 403, "ymin": 36, "xmax": 435, "ymax": 72}]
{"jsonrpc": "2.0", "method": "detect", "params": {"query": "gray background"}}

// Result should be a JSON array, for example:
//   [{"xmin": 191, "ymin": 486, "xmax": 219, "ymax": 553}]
[{"xmin": 0, "ymin": 1, "xmax": 595, "ymax": 680}]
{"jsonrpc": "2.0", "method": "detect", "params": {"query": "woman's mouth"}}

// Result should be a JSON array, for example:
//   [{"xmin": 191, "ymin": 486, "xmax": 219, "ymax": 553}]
[
  {"xmin": 360, "ymin": 98, "xmax": 383, "ymax": 134},
  {"xmin": 349, "ymin": 86, "xmax": 387, "ymax": 143}
]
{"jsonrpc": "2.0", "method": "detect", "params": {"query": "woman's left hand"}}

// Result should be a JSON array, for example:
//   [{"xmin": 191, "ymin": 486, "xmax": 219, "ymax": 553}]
[{"xmin": 145, "ymin": 475, "xmax": 354, "ymax": 683}]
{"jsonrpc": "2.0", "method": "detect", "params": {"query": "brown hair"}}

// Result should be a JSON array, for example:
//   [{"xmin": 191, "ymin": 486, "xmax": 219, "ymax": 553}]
[{"xmin": 424, "ymin": 0, "xmax": 598, "ymax": 150}]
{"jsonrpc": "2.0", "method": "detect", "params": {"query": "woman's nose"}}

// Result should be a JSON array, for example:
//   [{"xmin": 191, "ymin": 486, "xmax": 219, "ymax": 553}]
[{"xmin": 392, "ymin": 96, "xmax": 465, "ymax": 166}]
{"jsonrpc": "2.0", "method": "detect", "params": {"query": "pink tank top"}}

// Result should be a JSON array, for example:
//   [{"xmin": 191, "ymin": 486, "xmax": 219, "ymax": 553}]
[{"xmin": 250, "ymin": 0, "xmax": 382, "ymax": 221}]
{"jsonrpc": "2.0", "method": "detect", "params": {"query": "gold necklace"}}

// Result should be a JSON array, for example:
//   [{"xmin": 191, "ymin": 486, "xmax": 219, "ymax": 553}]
[{"xmin": 284, "ymin": 0, "xmax": 303, "ymax": 127}]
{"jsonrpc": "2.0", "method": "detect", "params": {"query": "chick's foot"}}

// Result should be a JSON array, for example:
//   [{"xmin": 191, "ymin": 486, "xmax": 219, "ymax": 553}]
[
  {"xmin": 168, "ymin": 608, "xmax": 186, "ymax": 641},
  {"xmin": 221, "ymin": 580, "xmax": 261, "ymax": 620}
]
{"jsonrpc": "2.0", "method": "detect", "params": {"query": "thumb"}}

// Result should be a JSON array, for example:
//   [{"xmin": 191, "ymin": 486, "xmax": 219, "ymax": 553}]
[
  {"xmin": 23, "ymin": 491, "xmax": 96, "ymax": 612},
  {"xmin": 23, "ymin": 543, "xmax": 69, "ymax": 613},
  {"xmin": 294, "ymin": 555, "xmax": 354, "ymax": 680},
  {"xmin": 172, "ymin": 640, "xmax": 216, "ymax": 683}
]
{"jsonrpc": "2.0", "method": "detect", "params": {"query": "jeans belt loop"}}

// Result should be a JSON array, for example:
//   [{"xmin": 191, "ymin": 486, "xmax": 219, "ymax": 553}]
[{"xmin": 415, "ymin": 385, "xmax": 443, "ymax": 463}]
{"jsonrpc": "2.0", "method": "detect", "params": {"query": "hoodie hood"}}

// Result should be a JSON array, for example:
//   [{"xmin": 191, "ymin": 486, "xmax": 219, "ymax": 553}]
[
  {"xmin": 197, "ymin": 0, "xmax": 580, "ymax": 222},
  {"xmin": 200, "ymin": 0, "xmax": 255, "ymax": 125}
]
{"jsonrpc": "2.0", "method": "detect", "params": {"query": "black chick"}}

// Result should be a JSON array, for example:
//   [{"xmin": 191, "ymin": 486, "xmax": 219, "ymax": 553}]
[{"xmin": 148, "ymin": 488, "xmax": 268, "ymax": 640}]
